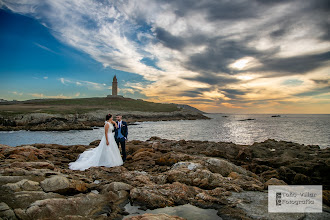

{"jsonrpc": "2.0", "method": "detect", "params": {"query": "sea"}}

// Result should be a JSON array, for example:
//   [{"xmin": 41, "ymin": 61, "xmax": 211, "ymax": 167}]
[{"xmin": 0, "ymin": 114, "xmax": 329, "ymax": 148}]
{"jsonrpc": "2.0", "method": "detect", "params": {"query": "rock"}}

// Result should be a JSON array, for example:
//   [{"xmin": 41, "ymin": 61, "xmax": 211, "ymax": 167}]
[
  {"xmin": 277, "ymin": 166, "xmax": 296, "ymax": 184},
  {"xmin": 167, "ymin": 167, "xmax": 227, "ymax": 190},
  {"xmin": 9, "ymin": 191, "xmax": 64, "ymax": 210},
  {"xmin": 171, "ymin": 162, "xmax": 203, "ymax": 171},
  {"xmin": 40, "ymin": 175, "xmax": 88, "ymax": 194},
  {"xmin": 226, "ymin": 191, "xmax": 308, "ymax": 220},
  {"xmin": 323, "ymin": 190, "xmax": 330, "ymax": 206},
  {"xmin": 260, "ymin": 169, "xmax": 280, "ymax": 181},
  {"xmin": 0, "ymin": 202, "xmax": 17, "ymax": 220},
  {"xmin": 205, "ymin": 158, "xmax": 248, "ymax": 177},
  {"xmin": 3, "ymin": 179, "xmax": 41, "ymax": 192},
  {"xmin": 0, "ymin": 176, "xmax": 27, "ymax": 184},
  {"xmin": 124, "ymin": 213, "xmax": 185, "ymax": 220},
  {"xmin": 155, "ymin": 156, "xmax": 178, "ymax": 166},
  {"xmin": 10, "ymin": 161, "xmax": 55, "ymax": 170},
  {"xmin": 0, "ymin": 168, "xmax": 60, "ymax": 180},
  {"xmin": 264, "ymin": 178, "xmax": 287, "ymax": 189},
  {"xmin": 132, "ymin": 151, "xmax": 157, "ymax": 161},
  {"xmin": 227, "ymin": 172, "xmax": 264, "ymax": 191},
  {"xmin": 16, "ymin": 193, "xmax": 112, "ymax": 219},
  {"xmin": 130, "ymin": 182, "xmax": 200, "ymax": 209},
  {"xmin": 293, "ymin": 173, "xmax": 311, "ymax": 184},
  {"xmin": 101, "ymin": 182, "xmax": 132, "ymax": 203},
  {"xmin": 0, "ymin": 138, "xmax": 329, "ymax": 219},
  {"xmin": 101, "ymin": 182, "xmax": 133, "ymax": 193},
  {"xmin": 40, "ymin": 175, "xmax": 70, "ymax": 193}
]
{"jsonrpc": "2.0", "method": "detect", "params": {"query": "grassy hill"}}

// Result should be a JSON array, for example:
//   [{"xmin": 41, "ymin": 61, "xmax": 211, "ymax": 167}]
[{"xmin": 0, "ymin": 97, "xmax": 180, "ymax": 116}]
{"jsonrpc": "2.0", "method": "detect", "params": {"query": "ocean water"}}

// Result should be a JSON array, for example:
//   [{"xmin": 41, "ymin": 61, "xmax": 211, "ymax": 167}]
[{"xmin": 0, "ymin": 114, "xmax": 329, "ymax": 148}]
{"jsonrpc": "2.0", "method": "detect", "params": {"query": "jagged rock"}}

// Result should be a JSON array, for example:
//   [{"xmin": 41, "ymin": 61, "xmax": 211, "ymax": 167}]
[
  {"xmin": 264, "ymin": 178, "xmax": 287, "ymax": 189},
  {"xmin": 14, "ymin": 193, "xmax": 111, "ymax": 219},
  {"xmin": 0, "ymin": 138, "xmax": 329, "ymax": 219},
  {"xmin": 260, "ymin": 169, "xmax": 280, "ymax": 181},
  {"xmin": 167, "ymin": 167, "xmax": 228, "ymax": 190},
  {"xmin": 101, "ymin": 182, "xmax": 133, "ymax": 202},
  {"xmin": 227, "ymin": 172, "xmax": 264, "ymax": 191},
  {"xmin": 101, "ymin": 182, "xmax": 133, "ymax": 193},
  {"xmin": 205, "ymin": 158, "xmax": 248, "ymax": 177},
  {"xmin": 10, "ymin": 161, "xmax": 55, "ymax": 170},
  {"xmin": 9, "ymin": 191, "xmax": 64, "ymax": 210},
  {"xmin": 171, "ymin": 162, "xmax": 203, "ymax": 171},
  {"xmin": 3, "ymin": 179, "xmax": 41, "ymax": 192},
  {"xmin": 130, "ymin": 182, "xmax": 200, "ymax": 209},
  {"xmin": 125, "ymin": 213, "xmax": 185, "ymax": 220},
  {"xmin": 0, "ymin": 202, "xmax": 17, "ymax": 220}
]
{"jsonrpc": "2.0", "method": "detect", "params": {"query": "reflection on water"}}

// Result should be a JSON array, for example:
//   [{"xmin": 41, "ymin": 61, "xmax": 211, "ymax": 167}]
[
  {"xmin": 124, "ymin": 203, "xmax": 221, "ymax": 220},
  {"xmin": 0, "ymin": 114, "xmax": 329, "ymax": 148}
]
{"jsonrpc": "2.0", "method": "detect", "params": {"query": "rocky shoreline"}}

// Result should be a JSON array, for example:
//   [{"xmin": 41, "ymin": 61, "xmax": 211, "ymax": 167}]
[
  {"xmin": 0, "ymin": 138, "xmax": 329, "ymax": 219},
  {"xmin": 0, "ymin": 109, "xmax": 208, "ymax": 131}
]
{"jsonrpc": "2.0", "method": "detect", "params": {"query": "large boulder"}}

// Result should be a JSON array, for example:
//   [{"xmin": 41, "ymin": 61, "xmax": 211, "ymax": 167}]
[
  {"xmin": 101, "ymin": 182, "xmax": 133, "ymax": 203},
  {"xmin": 8, "ymin": 191, "xmax": 64, "ymax": 210},
  {"xmin": 40, "ymin": 175, "xmax": 88, "ymax": 194},
  {"xmin": 130, "ymin": 182, "xmax": 200, "ymax": 209},
  {"xmin": 40, "ymin": 175, "xmax": 70, "ymax": 193},
  {"xmin": 205, "ymin": 158, "xmax": 248, "ymax": 177},
  {"xmin": 167, "ymin": 167, "xmax": 229, "ymax": 190},
  {"xmin": 14, "ymin": 193, "xmax": 111, "ymax": 219},
  {"xmin": 167, "ymin": 166, "xmax": 263, "ymax": 191}
]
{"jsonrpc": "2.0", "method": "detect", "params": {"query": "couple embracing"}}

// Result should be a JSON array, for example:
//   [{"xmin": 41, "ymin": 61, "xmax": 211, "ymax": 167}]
[{"xmin": 69, "ymin": 114, "xmax": 128, "ymax": 171}]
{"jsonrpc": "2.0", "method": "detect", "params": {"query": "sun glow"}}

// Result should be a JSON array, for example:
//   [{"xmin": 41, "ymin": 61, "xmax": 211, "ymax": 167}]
[
  {"xmin": 229, "ymin": 57, "xmax": 261, "ymax": 70},
  {"xmin": 230, "ymin": 59, "xmax": 250, "ymax": 69}
]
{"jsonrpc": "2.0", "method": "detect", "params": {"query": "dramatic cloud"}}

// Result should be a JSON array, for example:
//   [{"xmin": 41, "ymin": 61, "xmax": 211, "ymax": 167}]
[
  {"xmin": 1, "ymin": 0, "xmax": 329, "ymax": 113},
  {"xmin": 59, "ymin": 78, "xmax": 107, "ymax": 90}
]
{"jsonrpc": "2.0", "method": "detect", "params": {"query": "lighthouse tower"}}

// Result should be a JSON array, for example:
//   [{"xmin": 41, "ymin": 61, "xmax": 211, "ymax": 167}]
[
  {"xmin": 107, "ymin": 75, "xmax": 123, "ymax": 98},
  {"xmin": 112, "ymin": 75, "xmax": 118, "ymax": 96}
]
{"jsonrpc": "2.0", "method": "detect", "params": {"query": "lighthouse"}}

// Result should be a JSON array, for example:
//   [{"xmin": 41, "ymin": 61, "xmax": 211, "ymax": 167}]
[{"xmin": 112, "ymin": 75, "xmax": 118, "ymax": 96}]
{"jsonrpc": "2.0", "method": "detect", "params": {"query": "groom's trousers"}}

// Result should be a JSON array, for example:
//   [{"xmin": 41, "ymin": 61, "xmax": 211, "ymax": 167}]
[{"xmin": 116, "ymin": 137, "xmax": 126, "ymax": 162}]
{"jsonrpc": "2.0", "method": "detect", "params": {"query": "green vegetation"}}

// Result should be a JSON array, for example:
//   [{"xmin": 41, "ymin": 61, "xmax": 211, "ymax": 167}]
[{"xmin": 0, "ymin": 97, "xmax": 180, "ymax": 116}]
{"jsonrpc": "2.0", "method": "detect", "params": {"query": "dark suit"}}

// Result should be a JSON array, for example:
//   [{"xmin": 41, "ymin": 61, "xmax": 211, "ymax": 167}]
[{"xmin": 115, "ymin": 121, "xmax": 128, "ymax": 161}]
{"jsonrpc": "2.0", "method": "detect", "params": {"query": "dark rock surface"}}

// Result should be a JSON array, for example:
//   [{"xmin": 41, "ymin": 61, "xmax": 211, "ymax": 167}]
[{"xmin": 0, "ymin": 138, "xmax": 329, "ymax": 219}]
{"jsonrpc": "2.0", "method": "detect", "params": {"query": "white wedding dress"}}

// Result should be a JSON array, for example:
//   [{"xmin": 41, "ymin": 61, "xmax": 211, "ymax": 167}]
[{"xmin": 69, "ymin": 121, "xmax": 123, "ymax": 171}]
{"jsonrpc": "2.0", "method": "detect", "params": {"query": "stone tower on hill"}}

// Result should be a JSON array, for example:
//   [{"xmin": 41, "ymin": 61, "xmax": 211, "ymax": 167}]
[
  {"xmin": 107, "ymin": 75, "xmax": 123, "ymax": 98},
  {"xmin": 112, "ymin": 75, "xmax": 118, "ymax": 96}
]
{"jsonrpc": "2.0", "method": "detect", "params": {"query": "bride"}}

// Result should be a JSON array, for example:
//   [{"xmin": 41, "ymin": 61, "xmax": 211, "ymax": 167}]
[{"xmin": 69, "ymin": 114, "xmax": 123, "ymax": 171}]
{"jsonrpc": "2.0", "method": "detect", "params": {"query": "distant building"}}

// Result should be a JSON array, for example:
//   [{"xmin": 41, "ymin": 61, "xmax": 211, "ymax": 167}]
[
  {"xmin": 0, "ymin": 99, "xmax": 8, "ymax": 102},
  {"xmin": 112, "ymin": 75, "xmax": 118, "ymax": 96},
  {"xmin": 107, "ymin": 75, "xmax": 123, "ymax": 99}
]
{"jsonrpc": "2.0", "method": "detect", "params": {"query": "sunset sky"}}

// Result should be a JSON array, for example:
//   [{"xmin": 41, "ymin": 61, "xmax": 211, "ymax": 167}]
[{"xmin": 0, "ymin": 0, "xmax": 329, "ymax": 113}]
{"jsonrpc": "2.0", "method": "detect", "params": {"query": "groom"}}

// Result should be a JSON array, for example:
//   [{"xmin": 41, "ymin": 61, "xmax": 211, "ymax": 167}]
[{"xmin": 115, "ymin": 114, "xmax": 128, "ymax": 162}]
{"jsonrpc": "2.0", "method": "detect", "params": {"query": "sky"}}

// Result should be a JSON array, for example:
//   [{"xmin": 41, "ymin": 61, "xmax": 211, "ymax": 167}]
[{"xmin": 0, "ymin": 0, "xmax": 329, "ymax": 114}]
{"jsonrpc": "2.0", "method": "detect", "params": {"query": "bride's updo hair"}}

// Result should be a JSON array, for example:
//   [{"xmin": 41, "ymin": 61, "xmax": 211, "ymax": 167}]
[{"xmin": 106, "ymin": 114, "xmax": 112, "ymax": 121}]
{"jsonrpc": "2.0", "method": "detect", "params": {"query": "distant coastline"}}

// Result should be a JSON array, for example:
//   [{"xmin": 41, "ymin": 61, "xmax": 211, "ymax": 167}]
[{"xmin": 0, "ymin": 97, "xmax": 208, "ymax": 131}]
